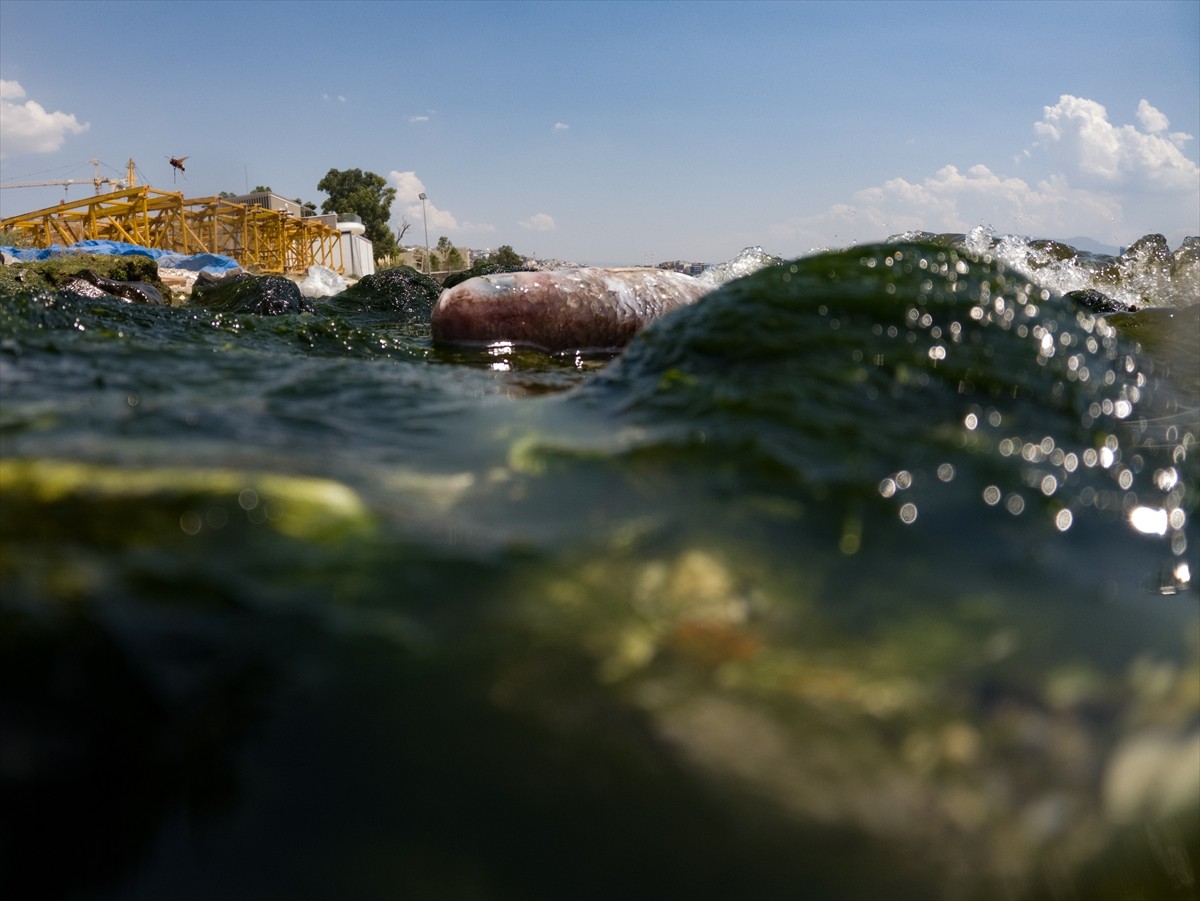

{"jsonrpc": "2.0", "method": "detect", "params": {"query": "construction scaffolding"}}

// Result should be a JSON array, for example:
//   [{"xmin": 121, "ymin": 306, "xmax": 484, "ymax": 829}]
[{"xmin": 0, "ymin": 186, "xmax": 343, "ymax": 274}]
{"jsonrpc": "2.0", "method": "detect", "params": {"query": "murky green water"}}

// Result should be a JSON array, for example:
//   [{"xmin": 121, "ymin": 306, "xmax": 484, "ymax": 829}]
[{"xmin": 1, "ymin": 241, "xmax": 1197, "ymax": 899}]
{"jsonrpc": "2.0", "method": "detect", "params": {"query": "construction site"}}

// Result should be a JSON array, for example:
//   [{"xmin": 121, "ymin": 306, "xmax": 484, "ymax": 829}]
[{"xmin": 0, "ymin": 159, "xmax": 372, "ymax": 277}]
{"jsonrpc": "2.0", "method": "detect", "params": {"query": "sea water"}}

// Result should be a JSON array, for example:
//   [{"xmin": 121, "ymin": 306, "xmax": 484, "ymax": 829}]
[{"xmin": 1, "ymin": 234, "xmax": 1197, "ymax": 899}]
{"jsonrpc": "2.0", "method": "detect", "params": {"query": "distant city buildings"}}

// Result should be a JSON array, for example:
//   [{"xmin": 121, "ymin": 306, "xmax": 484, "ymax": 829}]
[
  {"xmin": 657, "ymin": 260, "xmax": 708, "ymax": 276},
  {"xmin": 386, "ymin": 245, "xmax": 707, "ymax": 274}
]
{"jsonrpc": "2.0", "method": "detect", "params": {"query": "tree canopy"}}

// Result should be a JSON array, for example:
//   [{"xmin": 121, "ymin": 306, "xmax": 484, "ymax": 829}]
[
  {"xmin": 317, "ymin": 168, "xmax": 398, "ymax": 260},
  {"xmin": 487, "ymin": 245, "xmax": 523, "ymax": 267},
  {"xmin": 436, "ymin": 236, "xmax": 465, "ymax": 271}
]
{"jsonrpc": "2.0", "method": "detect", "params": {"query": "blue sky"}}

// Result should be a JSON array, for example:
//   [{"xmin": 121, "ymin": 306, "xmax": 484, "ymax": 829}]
[{"xmin": 2, "ymin": 0, "xmax": 1197, "ymax": 265}]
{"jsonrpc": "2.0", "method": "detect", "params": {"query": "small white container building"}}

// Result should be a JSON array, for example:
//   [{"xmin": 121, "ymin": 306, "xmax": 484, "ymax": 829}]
[{"xmin": 335, "ymin": 215, "xmax": 375, "ymax": 278}]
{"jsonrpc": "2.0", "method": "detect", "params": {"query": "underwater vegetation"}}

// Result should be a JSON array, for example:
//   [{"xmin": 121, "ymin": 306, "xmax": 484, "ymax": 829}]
[{"xmin": 0, "ymin": 238, "xmax": 1196, "ymax": 899}]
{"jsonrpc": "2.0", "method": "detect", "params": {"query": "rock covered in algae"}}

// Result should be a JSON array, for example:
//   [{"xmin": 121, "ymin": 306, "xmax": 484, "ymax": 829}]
[
  {"xmin": 319, "ymin": 265, "xmax": 442, "ymax": 316},
  {"xmin": 0, "ymin": 252, "xmax": 168, "ymax": 301},
  {"xmin": 190, "ymin": 271, "xmax": 314, "ymax": 315},
  {"xmin": 578, "ymin": 242, "xmax": 1193, "ymax": 587}
]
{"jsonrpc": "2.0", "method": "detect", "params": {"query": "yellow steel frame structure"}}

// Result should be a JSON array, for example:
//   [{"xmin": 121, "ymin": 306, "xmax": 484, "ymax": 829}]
[{"xmin": 0, "ymin": 186, "xmax": 343, "ymax": 274}]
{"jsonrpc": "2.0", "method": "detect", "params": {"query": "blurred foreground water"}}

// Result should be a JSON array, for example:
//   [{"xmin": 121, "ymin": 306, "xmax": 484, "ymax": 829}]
[{"xmin": 1, "ymin": 235, "xmax": 1197, "ymax": 899}]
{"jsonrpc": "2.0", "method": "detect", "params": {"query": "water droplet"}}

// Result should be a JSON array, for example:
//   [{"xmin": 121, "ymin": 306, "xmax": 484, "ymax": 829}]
[{"xmin": 1129, "ymin": 506, "xmax": 1168, "ymax": 536}]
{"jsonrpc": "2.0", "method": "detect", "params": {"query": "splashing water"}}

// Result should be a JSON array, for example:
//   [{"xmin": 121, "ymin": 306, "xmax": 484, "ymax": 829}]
[{"xmin": 887, "ymin": 226, "xmax": 1200, "ymax": 311}]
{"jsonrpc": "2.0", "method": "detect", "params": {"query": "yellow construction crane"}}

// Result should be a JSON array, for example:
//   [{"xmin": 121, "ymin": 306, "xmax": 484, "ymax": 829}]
[
  {"xmin": 0, "ymin": 158, "xmax": 136, "ymax": 197},
  {"xmin": 1, "ymin": 175, "xmax": 345, "ymax": 275}
]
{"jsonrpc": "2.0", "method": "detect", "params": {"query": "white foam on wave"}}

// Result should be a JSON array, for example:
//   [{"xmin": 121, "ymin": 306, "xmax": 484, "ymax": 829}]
[
  {"xmin": 697, "ymin": 246, "xmax": 783, "ymax": 288},
  {"xmin": 892, "ymin": 226, "xmax": 1199, "ymax": 310}
]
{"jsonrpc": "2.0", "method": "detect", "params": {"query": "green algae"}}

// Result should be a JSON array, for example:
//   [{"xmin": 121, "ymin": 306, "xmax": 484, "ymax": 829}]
[{"xmin": 0, "ymin": 252, "xmax": 166, "ymax": 297}]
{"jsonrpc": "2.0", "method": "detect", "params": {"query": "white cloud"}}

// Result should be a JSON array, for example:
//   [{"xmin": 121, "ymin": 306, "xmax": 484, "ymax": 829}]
[
  {"xmin": 337, "ymin": 95, "xmax": 347, "ymax": 103},
  {"xmin": 388, "ymin": 169, "xmax": 495, "ymax": 236},
  {"xmin": 389, "ymin": 170, "xmax": 427, "ymax": 203},
  {"xmin": 771, "ymin": 96, "xmax": 1198, "ymax": 251},
  {"xmin": 0, "ymin": 80, "xmax": 89, "ymax": 158},
  {"xmin": 1136, "ymin": 99, "xmax": 1170, "ymax": 135},
  {"xmin": 519, "ymin": 212, "xmax": 556, "ymax": 232},
  {"xmin": 553, "ymin": 122, "xmax": 569, "ymax": 131},
  {"xmin": 409, "ymin": 115, "xmax": 430, "ymax": 123},
  {"xmin": 1031, "ymin": 94, "xmax": 1197, "ymax": 190}
]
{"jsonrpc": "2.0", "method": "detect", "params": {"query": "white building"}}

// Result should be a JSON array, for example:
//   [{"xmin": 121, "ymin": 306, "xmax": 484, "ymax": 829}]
[{"xmin": 335, "ymin": 215, "xmax": 375, "ymax": 278}]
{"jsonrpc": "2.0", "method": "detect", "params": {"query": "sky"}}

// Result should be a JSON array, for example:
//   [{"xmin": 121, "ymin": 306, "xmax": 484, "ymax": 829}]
[{"xmin": 1, "ymin": 0, "xmax": 1197, "ymax": 266}]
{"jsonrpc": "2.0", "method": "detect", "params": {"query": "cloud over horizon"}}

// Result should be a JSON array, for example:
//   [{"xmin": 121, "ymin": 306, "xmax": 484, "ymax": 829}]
[
  {"xmin": 0, "ymin": 80, "xmax": 89, "ymax": 159},
  {"xmin": 771, "ymin": 95, "xmax": 1198, "ymax": 251},
  {"xmin": 519, "ymin": 212, "xmax": 556, "ymax": 232},
  {"xmin": 388, "ymin": 169, "xmax": 495, "ymax": 237}
]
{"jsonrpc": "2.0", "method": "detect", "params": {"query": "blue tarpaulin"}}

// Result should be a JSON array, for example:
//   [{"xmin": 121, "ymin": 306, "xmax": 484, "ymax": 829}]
[{"xmin": 0, "ymin": 239, "xmax": 241, "ymax": 275}]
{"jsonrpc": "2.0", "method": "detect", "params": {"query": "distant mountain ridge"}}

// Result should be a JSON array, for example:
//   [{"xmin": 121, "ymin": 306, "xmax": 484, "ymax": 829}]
[{"xmin": 1062, "ymin": 236, "xmax": 1123, "ymax": 255}]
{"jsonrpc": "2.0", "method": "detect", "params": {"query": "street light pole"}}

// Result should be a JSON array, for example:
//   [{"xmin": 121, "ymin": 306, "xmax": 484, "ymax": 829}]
[{"xmin": 419, "ymin": 192, "xmax": 429, "ymax": 274}]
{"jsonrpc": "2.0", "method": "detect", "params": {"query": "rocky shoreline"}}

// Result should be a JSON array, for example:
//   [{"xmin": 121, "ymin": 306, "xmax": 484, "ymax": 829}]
[{"xmin": 0, "ymin": 252, "xmax": 364, "ymax": 306}]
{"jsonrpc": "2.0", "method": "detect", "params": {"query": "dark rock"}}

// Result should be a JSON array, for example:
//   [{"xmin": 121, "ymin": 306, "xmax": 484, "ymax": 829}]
[
  {"xmin": 1064, "ymin": 288, "xmax": 1133, "ymax": 314},
  {"xmin": 1121, "ymin": 234, "xmax": 1171, "ymax": 265},
  {"xmin": 319, "ymin": 266, "xmax": 442, "ymax": 316},
  {"xmin": 442, "ymin": 262, "xmax": 535, "ymax": 290},
  {"xmin": 1170, "ymin": 236, "xmax": 1200, "ymax": 280},
  {"xmin": 74, "ymin": 269, "xmax": 166, "ymax": 305},
  {"xmin": 190, "ymin": 272, "xmax": 313, "ymax": 316}
]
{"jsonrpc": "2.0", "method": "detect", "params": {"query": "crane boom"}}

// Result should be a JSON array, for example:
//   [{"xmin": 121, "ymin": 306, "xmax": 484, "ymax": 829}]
[
  {"xmin": 0, "ymin": 159, "xmax": 136, "ymax": 193},
  {"xmin": 0, "ymin": 179, "xmax": 86, "ymax": 189}
]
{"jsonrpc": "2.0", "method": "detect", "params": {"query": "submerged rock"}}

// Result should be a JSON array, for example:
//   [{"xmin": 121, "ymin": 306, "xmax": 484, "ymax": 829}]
[{"xmin": 190, "ymin": 272, "xmax": 313, "ymax": 315}]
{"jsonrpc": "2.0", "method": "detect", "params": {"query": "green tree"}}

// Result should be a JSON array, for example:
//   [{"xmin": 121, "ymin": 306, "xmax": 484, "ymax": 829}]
[
  {"xmin": 317, "ymin": 168, "xmax": 398, "ymax": 259},
  {"xmin": 435, "ymin": 236, "xmax": 466, "ymax": 270},
  {"xmin": 488, "ymin": 245, "xmax": 523, "ymax": 267}
]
